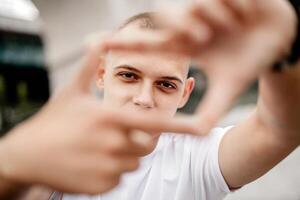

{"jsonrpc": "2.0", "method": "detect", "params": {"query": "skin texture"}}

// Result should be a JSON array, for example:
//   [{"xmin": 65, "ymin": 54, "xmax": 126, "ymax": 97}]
[{"xmin": 102, "ymin": 0, "xmax": 300, "ymax": 189}]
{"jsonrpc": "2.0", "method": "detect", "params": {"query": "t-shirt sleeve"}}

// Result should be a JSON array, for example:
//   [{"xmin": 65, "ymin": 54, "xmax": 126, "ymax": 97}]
[{"xmin": 189, "ymin": 126, "xmax": 233, "ymax": 200}]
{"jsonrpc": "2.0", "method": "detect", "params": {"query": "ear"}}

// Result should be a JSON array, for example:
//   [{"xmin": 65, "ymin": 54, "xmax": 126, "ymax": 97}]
[
  {"xmin": 96, "ymin": 60, "xmax": 106, "ymax": 89},
  {"xmin": 178, "ymin": 77, "xmax": 195, "ymax": 108}
]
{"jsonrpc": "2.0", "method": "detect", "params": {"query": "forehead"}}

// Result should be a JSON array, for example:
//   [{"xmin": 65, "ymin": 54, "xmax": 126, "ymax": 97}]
[
  {"xmin": 106, "ymin": 23, "xmax": 190, "ymax": 78},
  {"xmin": 108, "ymin": 52, "xmax": 189, "ymax": 76}
]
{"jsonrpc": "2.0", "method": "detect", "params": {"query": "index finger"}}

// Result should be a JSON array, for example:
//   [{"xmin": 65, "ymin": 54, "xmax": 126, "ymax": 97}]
[
  {"xmin": 192, "ymin": 73, "xmax": 255, "ymax": 135},
  {"xmin": 71, "ymin": 33, "xmax": 109, "ymax": 93},
  {"xmin": 101, "ymin": 107, "xmax": 199, "ymax": 135}
]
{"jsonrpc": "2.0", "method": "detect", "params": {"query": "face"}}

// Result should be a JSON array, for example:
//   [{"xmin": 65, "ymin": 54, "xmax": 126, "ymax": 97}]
[{"xmin": 97, "ymin": 23, "xmax": 195, "ymax": 119}]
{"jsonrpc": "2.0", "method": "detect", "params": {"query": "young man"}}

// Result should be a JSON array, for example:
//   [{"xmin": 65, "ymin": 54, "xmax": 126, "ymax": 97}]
[
  {"xmin": 63, "ymin": 0, "xmax": 300, "ymax": 198},
  {"xmin": 62, "ymin": 13, "xmax": 240, "ymax": 200}
]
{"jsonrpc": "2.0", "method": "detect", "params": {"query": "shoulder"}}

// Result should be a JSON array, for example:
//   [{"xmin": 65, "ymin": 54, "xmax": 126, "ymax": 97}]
[{"xmin": 161, "ymin": 126, "xmax": 232, "ymax": 146}]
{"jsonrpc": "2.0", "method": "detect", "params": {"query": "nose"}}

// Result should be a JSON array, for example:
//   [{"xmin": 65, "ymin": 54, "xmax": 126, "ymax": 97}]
[{"xmin": 133, "ymin": 82, "xmax": 154, "ymax": 109}]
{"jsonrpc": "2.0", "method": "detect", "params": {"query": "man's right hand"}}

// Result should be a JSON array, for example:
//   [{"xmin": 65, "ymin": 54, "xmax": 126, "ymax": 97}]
[{"xmin": 102, "ymin": 0, "xmax": 297, "ymax": 135}]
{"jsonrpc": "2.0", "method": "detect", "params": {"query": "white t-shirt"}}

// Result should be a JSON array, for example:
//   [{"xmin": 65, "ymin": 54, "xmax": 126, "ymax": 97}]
[{"xmin": 62, "ymin": 127, "xmax": 231, "ymax": 200}]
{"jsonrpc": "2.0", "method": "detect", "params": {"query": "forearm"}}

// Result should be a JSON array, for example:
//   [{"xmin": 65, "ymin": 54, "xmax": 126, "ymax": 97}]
[
  {"xmin": 219, "ymin": 63, "xmax": 300, "ymax": 188},
  {"xmin": 0, "ymin": 139, "xmax": 29, "ymax": 199},
  {"xmin": 0, "ymin": 182, "xmax": 52, "ymax": 200},
  {"xmin": 220, "ymin": 112, "xmax": 298, "ymax": 188},
  {"xmin": 0, "ymin": 179, "xmax": 27, "ymax": 200},
  {"xmin": 0, "ymin": 141, "xmax": 52, "ymax": 200}
]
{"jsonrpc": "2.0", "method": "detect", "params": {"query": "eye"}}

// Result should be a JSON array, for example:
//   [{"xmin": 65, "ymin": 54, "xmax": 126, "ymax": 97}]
[
  {"xmin": 156, "ymin": 81, "xmax": 177, "ymax": 91},
  {"xmin": 117, "ymin": 72, "xmax": 139, "ymax": 82}
]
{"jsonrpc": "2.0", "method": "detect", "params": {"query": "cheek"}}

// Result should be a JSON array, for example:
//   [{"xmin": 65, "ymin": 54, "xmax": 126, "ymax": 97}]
[
  {"xmin": 155, "ymin": 92, "xmax": 183, "ymax": 115},
  {"xmin": 102, "ymin": 76, "xmax": 136, "ymax": 106}
]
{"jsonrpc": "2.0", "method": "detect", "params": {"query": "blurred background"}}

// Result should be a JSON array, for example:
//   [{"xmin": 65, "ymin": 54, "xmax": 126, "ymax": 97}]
[{"xmin": 0, "ymin": 0, "xmax": 299, "ymax": 199}]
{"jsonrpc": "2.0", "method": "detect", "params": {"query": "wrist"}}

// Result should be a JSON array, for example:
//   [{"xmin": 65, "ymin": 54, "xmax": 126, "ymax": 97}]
[
  {"xmin": 0, "ymin": 123, "xmax": 35, "ymax": 185},
  {"xmin": 0, "ymin": 136, "xmax": 13, "ymax": 181},
  {"xmin": 0, "ymin": 137, "xmax": 29, "ymax": 199}
]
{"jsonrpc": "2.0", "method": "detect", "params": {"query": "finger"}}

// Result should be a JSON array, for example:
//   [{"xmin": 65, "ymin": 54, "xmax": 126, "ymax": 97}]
[
  {"xmin": 97, "ymin": 130, "xmax": 153, "ymax": 156},
  {"xmin": 126, "ymin": 130, "xmax": 155, "ymax": 156},
  {"xmin": 100, "ymin": 107, "xmax": 198, "ymax": 135},
  {"xmin": 120, "ymin": 156, "xmax": 140, "ymax": 172},
  {"xmin": 92, "ymin": 119, "xmax": 156, "ymax": 156},
  {"xmin": 222, "ymin": 0, "xmax": 257, "ymax": 21},
  {"xmin": 155, "ymin": 6, "xmax": 213, "ymax": 44},
  {"xmin": 71, "ymin": 38, "xmax": 106, "ymax": 93},
  {"xmin": 100, "ymin": 156, "xmax": 139, "ymax": 175},
  {"xmin": 83, "ymin": 176, "xmax": 120, "ymax": 195},
  {"xmin": 190, "ymin": 0, "xmax": 240, "ymax": 32},
  {"xmin": 96, "ymin": 130, "xmax": 133, "ymax": 154},
  {"xmin": 102, "ymin": 30, "xmax": 176, "ymax": 53},
  {"xmin": 123, "ymin": 114, "xmax": 198, "ymax": 135},
  {"xmin": 83, "ymin": 31, "xmax": 112, "ymax": 48},
  {"xmin": 192, "ymin": 75, "xmax": 254, "ymax": 135},
  {"xmin": 103, "ymin": 26, "xmax": 212, "ymax": 56}
]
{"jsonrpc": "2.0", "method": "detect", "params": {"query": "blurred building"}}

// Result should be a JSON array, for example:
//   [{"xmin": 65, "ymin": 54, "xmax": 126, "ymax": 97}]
[{"xmin": 0, "ymin": 0, "xmax": 49, "ymax": 134}]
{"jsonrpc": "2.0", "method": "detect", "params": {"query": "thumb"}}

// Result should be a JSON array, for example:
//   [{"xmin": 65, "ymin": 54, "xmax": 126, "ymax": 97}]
[
  {"xmin": 102, "ymin": 108, "xmax": 198, "ymax": 135},
  {"xmin": 71, "ymin": 32, "xmax": 109, "ymax": 93},
  {"xmin": 192, "ymin": 76, "xmax": 252, "ymax": 135}
]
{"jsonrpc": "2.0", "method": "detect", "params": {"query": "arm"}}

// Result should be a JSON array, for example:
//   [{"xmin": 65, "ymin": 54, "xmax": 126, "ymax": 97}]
[
  {"xmin": 0, "ymin": 173, "xmax": 27, "ymax": 200},
  {"xmin": 0, "ymin": 130, "xmax": 30, "ymax": 200},
  {"xmin": 219, "ymin": 64, "xmax": 300, "ymax": 188},
  {"xmin": 0, "ymin": 130, "xmax": 53, "ymax": 200}
]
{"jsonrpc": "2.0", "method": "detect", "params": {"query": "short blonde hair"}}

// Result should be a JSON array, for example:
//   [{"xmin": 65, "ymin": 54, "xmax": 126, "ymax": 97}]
[{"xmin": 118, "ymin": 12, "xmax": 159, "ymax": 30}]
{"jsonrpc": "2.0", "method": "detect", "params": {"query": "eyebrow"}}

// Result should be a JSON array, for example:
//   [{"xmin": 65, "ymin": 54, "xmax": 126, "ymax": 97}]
[
  {"xmin": 159, "ymin": 76, "xmax": 183, "ymax": 84},
  {"xmin": 114, "ymin": 65, "xmax": 142, "ymax": 74},
  {"xmin": 114, "ymin": 65, "xmax": 183, "ymax": 84}
]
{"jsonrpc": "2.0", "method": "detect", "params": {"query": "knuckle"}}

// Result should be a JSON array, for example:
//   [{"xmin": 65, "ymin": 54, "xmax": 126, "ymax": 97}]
[
  {"xmin": 85, "ymin": 187, "xmax": 101, "ymax": 195},
  {"xmin": 109, "ymin": 176, "xmax": 121, "ymax": 186},
  {"xmin": 125, "ymin": 159, "xmax": 139, "ymax": 171},
  {"xmin": 108, "ymin": 136, "xmax": 129, "ymax": 153},
  {"xmin": 82, "ymin": 176, "xmax": 121, "ymax": 195},
  {"xmin": 108, "ymin": 157, "xmax": 125, "ymax": 173}
]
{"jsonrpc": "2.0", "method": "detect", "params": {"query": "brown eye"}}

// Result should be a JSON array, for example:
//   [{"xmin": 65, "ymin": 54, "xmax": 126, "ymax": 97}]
[
  {"xmin": 157, "ymin": 81, "xmax": 177, "ymax": 91},
  {"xmin": 117, "ymin": 72, "xmax": 139, "ymax": 81}
]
